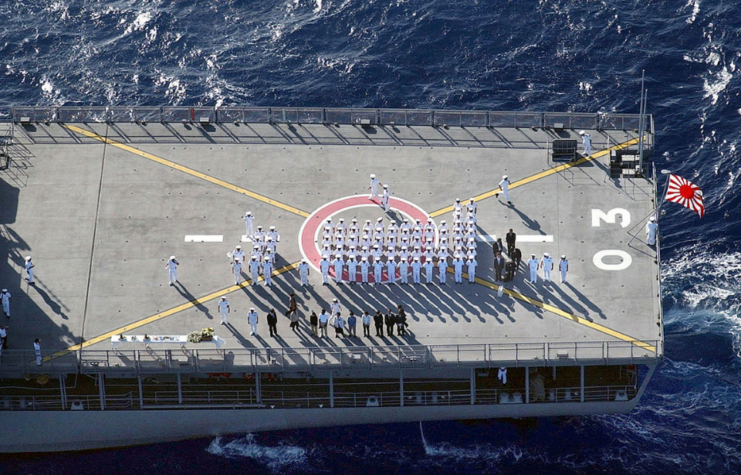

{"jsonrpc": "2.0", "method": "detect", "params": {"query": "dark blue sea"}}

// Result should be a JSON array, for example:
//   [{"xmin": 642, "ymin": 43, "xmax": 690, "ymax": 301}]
[{"xmin": 2, "ymin": 0, "xmax": 740, "ymax": 473}]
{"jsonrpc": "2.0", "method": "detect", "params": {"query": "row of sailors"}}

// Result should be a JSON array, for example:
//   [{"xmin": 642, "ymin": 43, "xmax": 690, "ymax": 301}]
[
  {"xmin": 322, "ymin": 212, "xmax": 477, "ymax": 239},
  {"xmin": 320, "ymin": 241, "xmax": 478, "ymax": 263},
  {"xmin": 322, "ymin": 220, "xmax": 477, "ymax": 249},
  {"xmin": 315, "ymin": 254, "xmax": 479, "ymax": 285}
]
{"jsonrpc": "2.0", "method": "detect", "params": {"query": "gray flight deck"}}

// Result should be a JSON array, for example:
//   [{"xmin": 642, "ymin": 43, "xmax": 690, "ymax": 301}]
[{"xmin": 0, "ymin": 113, "xmax": 662, "ymax": 372}]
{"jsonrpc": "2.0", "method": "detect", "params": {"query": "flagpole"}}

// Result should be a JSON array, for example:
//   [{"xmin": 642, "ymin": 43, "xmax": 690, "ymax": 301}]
[{"xmin": 625, "ymin": 170, "xmax": 672, "ymax": 245}]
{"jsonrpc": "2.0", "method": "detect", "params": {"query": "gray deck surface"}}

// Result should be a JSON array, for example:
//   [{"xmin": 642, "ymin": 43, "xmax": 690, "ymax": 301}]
[{"xmin": 0, "ymin": 122, "xmax": 661, "ymax": 359}]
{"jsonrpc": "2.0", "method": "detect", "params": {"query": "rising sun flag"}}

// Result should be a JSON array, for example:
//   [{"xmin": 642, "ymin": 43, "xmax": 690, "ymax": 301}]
[{"xmin": 665, "ymin": 174, "xmax": 705, "ymax": 218}]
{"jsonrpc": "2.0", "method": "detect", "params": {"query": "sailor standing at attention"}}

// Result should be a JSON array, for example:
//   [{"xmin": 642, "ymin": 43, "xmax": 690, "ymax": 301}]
[
  {"xmin": 411, "ymin": 256, "xmax": 422, "ymax": 284},
  {"xmin": 381, "ymin": 184, "xmax": 390, "ymax": 212},
  {"xmin": 165, "ymin": 256, "xmax": 179, "ymax": 286},
  {"xmin": 360, "ymin": 256, "xmax": 370, "ymax": 284},
  {"xmin": 467, "ymin": 256, "xmax": 477, "ymax": 283},
  {"xmin": 424, "ymin": 256, "xmax": 434, "ymax": 285},
  {"xmin": 347, "ymin": 255, "xmax": 358, "ymax": 284},
  {"xmin": 579, "ymin": 130, "xmax": 592, "ymax": 157},
  {"xmin": 1, "ymin": 289, "xmax": 10, "ymax": 318},
  {"xmin": 298, "ymin": 259, "xmax": 310, "ymax": 286},
  {"xmin": 217, "ymin": 297, "xmax": 230, "ymax": 325},
  {"xmin": 540, "ymin": 252, "xmax": 554, "ymax": 282},
  {"xmin": 320, "ymin": 256, "xmax": 331, "ymax": 285},
  {"xmin": 646, "ymin": 216, "xmax": 658, "ymax": 246},
  {"xmin": 399, "ymin": 256, "xmax": 409, "ymax": 285},
  {"xmin": 386, "ymin": 256, "xmax": 397, "ymax": 284},
  {"xmin": 368, "ymin": 173, "xmax": 383, "ymax": 201},
  {"xmin": 24, "ymin": 256, "xmax": 36, "ymax": 285},
  {"xmin": 247, "ymin": 308, "xmax": 259, "ymax": 336},
  {"xmin": 528, "ymin": 254, "xmax": 539, "ymax": 283},
  {"xmin": 243, "ymin": 211, "xmax": 254, "ymax": 239},
  {"xmin": 438, "ymin": 256, "xmax": 448, "ymax": 284},
  {"xmin": 333, "ymin": 254, "xmax": 344, "ymax": 284},
  {"xmin": 373, "ymin": 258, "xmax": 384, "ymax": 285},
  {"xmin": 262, "ymin": 256, "xmax": 273, "ymax": 286},
  {"xmin": 559, "ymin": 255, "xmax": 569, "ymax": 283},
  {"xmin": 495, "ymin": 175, "xmax": 513, "ymax": 205},
  {"xmin": 231, "ymin": 258, "xmax": 243, "ymax": 285},
  {"xmin": 453, "ymin": 257, "xmax": 464, "ymax": 284}
]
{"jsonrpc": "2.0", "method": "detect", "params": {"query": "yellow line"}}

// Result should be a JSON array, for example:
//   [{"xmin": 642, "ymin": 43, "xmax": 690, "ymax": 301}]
[
  {"xmin": 63, "ymin": 124, "xmax": 310, "ymax": 218},
  {"xmin": 430, "ymin": 137, "xmax": 641, "ymax": 218},
  {"xmin": 449, "ymin": 269, "xmax": 655, "ymax": 352},
  {"xmin": 45, "ymin": 261, "xmax": 301, "ymax": 361}
]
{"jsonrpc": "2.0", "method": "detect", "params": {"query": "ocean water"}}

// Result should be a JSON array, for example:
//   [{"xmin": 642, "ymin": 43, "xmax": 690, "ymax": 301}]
[{"xmin": 2, "ymin": 0, "xmax": 741, "ymax": 473}]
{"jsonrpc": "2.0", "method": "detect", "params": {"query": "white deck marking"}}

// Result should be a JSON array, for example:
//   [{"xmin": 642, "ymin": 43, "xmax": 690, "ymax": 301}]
[
  {"xmin": 478, "ymin": 234, "xmax": 554, "ymax": 243},
  {"xmin": 184, "ymin": 235, "xmax": 224, "ymax": 243}
]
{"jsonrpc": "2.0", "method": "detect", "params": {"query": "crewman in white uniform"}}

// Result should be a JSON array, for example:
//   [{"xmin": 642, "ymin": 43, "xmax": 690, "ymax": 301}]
[
  {"xmin": 424, "ymin": 256, "xmax": 434, "ymax": 285},
  {"xmin": 298, "ymin": 259, "xmax": 310, "ymax": 286},
  {"xmin": 467, "ymin": 256, "xmax": 477, "ymax": 283},
  {"xmin": 254, "ymin": 226, "xmax": 266, "ymax": 246},
  {"xmin": 265, "ymin": 237, "xmax": 276, "ymax": 263},
  {"xmin": 438, "ymin": 257, "xmax": 447, "ymax": 284},
  {"xmin": 580, "ymin": 130, "xmax": 592, "ymax": 157},
  {"xmin": 243, "ymin": 211, "xmax": 254, "ymax": 239},
  {"xmin": 331, "ymin": 298, "xmax": 342, "ymax": 316},
  {"xmin": 399, "ymin": 256, "xmax": 409, "ymax": 284},
  {"xmin": 411, "ymin": 256, "xmax": 422, "ymax": 284},
  {"xmin": 165, "ymin": 256, "xmax": 178, "ymax": 286},
  {"xmin": 559, "ymin": 255, "xmax": 569, "ymax": 283},
  {"xmin": 646, "ymin": 216, "xmax": 658, "ymax": 246},
  {"xmin": 453, "ymin": 198, "xmax": 463, "ymax": 215},
  {"xmin": 368, "ymin": 173, "xmax": 382, "ymax": 201},
  {"xmin": 1, "ymin": 289, "xmax": 10, "ymax": 317},
  {"xmin": 347, "ymin": 255, "xmax": 358, "ymax": 284},
  {"xmin": 360, "ymin": 256, "xmax": 370, "ymax": 284},
  {"xmin": 453, "ymin": 257, "xmax": 464, "ymax": 284},
  {"xmin": 231, "ymin": 259, "xmax": 243, "ymax": 285},
  {"xmin": 333, "ymin": 254, "xmax": 344, "ymax": 284},
  {"xmin": 267, "ymin": 226, "xmax": 280, "ymax": 246},
  {"xmin": 381, "ymin": 184, "xmax": 390, "ymax": 211},
  {"xmin": 233, "ymin": 245, "xmax": 245, "ymax": 263},
  {"xmin": 495, "ymin": 175, "xmax": 512, "ymax": 205},
  {"xmin": 527, "ymin": 254, "xmax": 539, "ymax": 283},
  {"xmin": 217, "ymin": 297, "xmax": 230, "ymax": 325},
  {"xmin": 386, "ymin": 256, "xmax": 396, "ymax": 284},
  {"xmin": 540, "ymin": 252, "xmax": 553, "ymax": 282},
  {"xmin": 466, "ymin": 198, "xmax": 478, "ymax": 223},
  {"xmin": 247, "ymin": 308, "xmax": 259, "ymax": 336},
  {"xmin": 371, "ymin": 244, "xmax": 383, "ymax": 263},
  {"xmin": 262, "ymin": 256, "xmax": 273, "ymax": 286},
  {"xmin": 249, "ymin": 256, "xmax": 260, "ymax": 285},
  {"xmin": 320, "ymin": 256, "xmax": 331, "ymax": 285},
  {"xmin": 373, "ymin": 259, "xmax": 384, "ymax": 285},
  {"xmin": 24, "ymin": 256, "xmax": 36, "ymax": 285}
]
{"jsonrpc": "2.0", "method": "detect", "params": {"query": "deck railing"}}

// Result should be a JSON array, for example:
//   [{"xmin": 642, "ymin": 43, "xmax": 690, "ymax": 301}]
[
  {"xmin": 0, "ymin": 384, "xmax": 636, "ymax": 411},
  {"xmin": 0, "ymin": 339, "xmax": 660, "ymax": 377},
  {"xmin": 6, "ymin": 106, "xmax": 649, "ymax": 131}
]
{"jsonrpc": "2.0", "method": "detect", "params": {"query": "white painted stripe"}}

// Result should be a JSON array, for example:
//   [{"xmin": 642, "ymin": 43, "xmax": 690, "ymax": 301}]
[
  {"xmin": 479, "ymin": 234, "xmax": 553, "ymax": 243},
  {"xmin": 185, "ymin": 235, "xmax": 224, "ymax": 243}
]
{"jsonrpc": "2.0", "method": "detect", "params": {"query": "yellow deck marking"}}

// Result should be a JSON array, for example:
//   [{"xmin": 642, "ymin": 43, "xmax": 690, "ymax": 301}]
[
  {"xmin": 46, "ymin": 261, "xmax": 301, "ymax": 361},
  {"xmin": 64, "ymin": 124, "xmax": 310, "ymax": 218},
  {"xmin": 449, "ymin": 269, "xmax": 656, "ymax": 352},
  {"xmin": 430, "ymin": 137, "xmax": 641, "ymax": 218}
]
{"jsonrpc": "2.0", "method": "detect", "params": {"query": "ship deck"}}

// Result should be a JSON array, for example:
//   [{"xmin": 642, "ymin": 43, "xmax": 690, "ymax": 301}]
[{"xmin": 0, "ymin": 115, "xmax": 662, "ymax": 371}]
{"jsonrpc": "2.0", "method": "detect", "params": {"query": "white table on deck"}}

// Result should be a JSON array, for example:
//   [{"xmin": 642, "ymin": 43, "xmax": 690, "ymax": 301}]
[{"xmin": 111, "ymin": 334, "xmax": 226, "ymax": 349}]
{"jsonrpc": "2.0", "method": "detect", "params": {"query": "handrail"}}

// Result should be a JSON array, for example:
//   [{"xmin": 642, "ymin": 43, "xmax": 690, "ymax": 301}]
[
  {"xmin": 6, "ymin": 106, "xmax": 650, "ymax": 132},
  {"xmin": 0, "ymin": 339, "xmax": 660, "ymax": 377}
]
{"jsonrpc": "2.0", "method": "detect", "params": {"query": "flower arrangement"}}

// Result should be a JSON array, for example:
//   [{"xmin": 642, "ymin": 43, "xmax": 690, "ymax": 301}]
[{"xmin": 187, "ymin": 327, "xmax": 215, "ymax": 343}]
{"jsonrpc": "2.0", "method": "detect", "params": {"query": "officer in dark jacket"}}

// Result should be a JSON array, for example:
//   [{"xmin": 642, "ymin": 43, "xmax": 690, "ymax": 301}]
[
  {"xmin": 505, "ymin": 229, "xmax": 516, "ymax": 256},
  {"xmin": 397, "ymin": 304, "xmax": 408, "ymax": 336},
  {"xmin": 374, "ymin": 310, "xmax": 384, "ymax": 337},
  {"xmin": 385, "ymin": 309, "xmax": 395, "ymax": 336},
  {"xmin": 493, "ymin": 252, "xmax": 505, "ymax": 281},
  {"xmin": 267, "ymin": 309, "xmax": 278, "ymax": 337}
]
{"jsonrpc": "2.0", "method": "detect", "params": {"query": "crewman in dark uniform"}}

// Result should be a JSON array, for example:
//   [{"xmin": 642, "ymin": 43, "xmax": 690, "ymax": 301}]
[
  {"xmin": 374, "ymin": 310, "xmax": 384, "ymax": 337},
  {"xmin": 505, "ymin": 229, "xmax": 516, "ymax": 256},
  {"xmin": 267, "ymin": 309, "xmax": 278, "ymax": 337},
  {"xmin": 385, "ymin": 309, "xmax": 395, "ymax": 336},
  {"xmin": 493, "ymin": 252, "xmax": 505, "ymax": 281}
]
